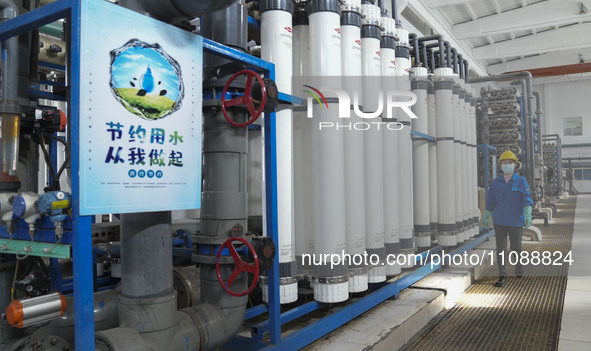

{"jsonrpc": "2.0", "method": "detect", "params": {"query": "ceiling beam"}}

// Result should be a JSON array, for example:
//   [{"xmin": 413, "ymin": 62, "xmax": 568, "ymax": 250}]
[
  {"xmin": 423, "ymin": 0, "xmax": 480, "ymax": 9},
  {"xmin": 487, "ymin": 47, "xmax": 591, "ymax": 74},
  {"xmin": 452, "ymin": 0, "xmax": 591, "ymax": 39},
  {"xmin": 506, "ymin": 62, "xmax": 591, "ymax": 77},
  {"xmin": 406, "ymin": 0, "xmax": 488, "ymax": 76},
  {"xmin": 472, "ymin": 23, "xmax": 591, "ymax": 60}
]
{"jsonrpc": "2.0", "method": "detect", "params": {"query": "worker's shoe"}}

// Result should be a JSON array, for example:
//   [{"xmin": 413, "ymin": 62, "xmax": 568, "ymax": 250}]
[{"xmin": 495, "ymin": 276, "xmax": 508, "ymax": 287}]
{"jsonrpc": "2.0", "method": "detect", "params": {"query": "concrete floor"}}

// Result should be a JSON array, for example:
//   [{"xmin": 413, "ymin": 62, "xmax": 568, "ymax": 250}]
[{"xmin": 558, "ymin": 194, "xmax": 591, "ymax": 351}]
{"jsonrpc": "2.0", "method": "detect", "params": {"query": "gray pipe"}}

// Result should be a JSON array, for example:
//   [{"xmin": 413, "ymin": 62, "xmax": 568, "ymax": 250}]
[
  {"xmin": 97, "ymin": 212, "xmax": 248, "ymax": 351},
  {"xmin": 392, "ymin": 0, "xmax": 400, "ymax": 26},
  {"xmin": 533, "ymin": 91, "xmax": 543, "ymax": 155},
  {"xmin": 120, "ymin": 212, "xmax": 173, "ymax": 298},
  {"xmin": 49, "ymin": 290, "xmax": 119, "ymax": 343},
  {"xmin": 0, "ymin": 0, "xmax": 18, "ymax": 100}
]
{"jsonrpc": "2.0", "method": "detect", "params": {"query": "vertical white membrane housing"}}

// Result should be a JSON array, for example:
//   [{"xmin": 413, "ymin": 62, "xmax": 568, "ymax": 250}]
[
  {"xmin": 427, "ymin": 81, "xmax": 438, "ymax": 239},
  {"xmin": 361, "ymin": 1, "xmax": 386, "ymax": 283},
  {"xmin": 459, "ymin": 86, "xmax": 470, "ymax": 243},
  {"xmin": 342, "ymin": 0, "xmax": 369, "ymax": 293},
  {"xmin": 293, "ymin": 9, "xmax": 314, "ymax": 283},
  {"xmin": 411, "ymin": 65, "xmax": 431, "ymax": 248},
  {"xmin": 259, "ymin": 0, "xmax": 297, "ymax": 304},
  {"xmin": 381, "ymin": 15, "xmax": 401, "ymax": 277},
  {"xmin": 434, "ymin": 66, "xmax": 458, "ymax": 246},
  {"xmin": 470, "ymin": 92, "xmax": 480, "ymax": 237},
  {"xmin": 307, "ymin": 0, "xmax": 349, "ymax": 303},
  {"xmin": 395, "ymin": 27, "xmax": 415, "ymax": 268},
  {"xmin": 465, "ymin": 89, "xmax": 475, "ymax": 239},
  {"xmin": 452, "ymin": 77, "xmax": 464, "ymax": 243}
]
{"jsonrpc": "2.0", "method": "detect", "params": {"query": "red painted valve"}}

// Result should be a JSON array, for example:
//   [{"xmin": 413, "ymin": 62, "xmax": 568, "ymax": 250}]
[
  {"xmin": 220, "ymin": 70, "xmax": 267, "ymax": 127},
  {"xmin": 216, "ymin": 237, "xmax": 260, "ymax": 297}
]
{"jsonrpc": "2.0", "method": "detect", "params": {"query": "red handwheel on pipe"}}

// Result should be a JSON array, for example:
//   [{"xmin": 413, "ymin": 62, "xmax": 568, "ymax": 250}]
[
  {"xmin": 216, "ymin": 237, "xmax": 260, "ymax": 297},
  {"xmin": 221, "ymin": 70, "xmax": 267, "ymax": 127}
]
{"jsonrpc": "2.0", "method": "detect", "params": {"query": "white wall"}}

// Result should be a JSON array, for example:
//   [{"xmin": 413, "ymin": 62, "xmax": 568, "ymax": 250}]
[
  {"xmin": 534, "ymin": 78, "xmax": 591, "ymax": 193},
  {"xmin": 534, "ymin": 79, "xmax": 591, "ymax": 148}
]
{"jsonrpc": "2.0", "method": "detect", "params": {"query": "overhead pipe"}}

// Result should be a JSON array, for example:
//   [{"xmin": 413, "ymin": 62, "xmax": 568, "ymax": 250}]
[
  {"xmin": 463, "ymin": 59, "xmax": 469, "ymax": 83},
  {"xmin": 410, "ymin": 33, "xmax": 420, "ymax": 67},
  {"xmin": 452, "ymin": 48, "xmax": 458, "ymax": 74},
  {"xmin": 421, "ymin": 44, "xmax": 428, "ymax": 71},
  {"xmin": 445, "ymin": 41, "xmax": 452, "ymax": 69},
  {"xmin": 419, "ymin": 35, "xmax": 445, "ymax": 68},
  {"xmin": 392, "ymin": 0, "xmax": 400, "ymax": 26}
]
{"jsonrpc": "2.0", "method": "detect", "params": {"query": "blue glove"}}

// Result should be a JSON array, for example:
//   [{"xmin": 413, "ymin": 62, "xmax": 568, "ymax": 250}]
[
  {"xmin": 482, "ymin": 210, "xmax": 492, "ymax": 229},
  {"xmin": 524, "ymin": 206, "xmax": 532, "ymax": 229}
]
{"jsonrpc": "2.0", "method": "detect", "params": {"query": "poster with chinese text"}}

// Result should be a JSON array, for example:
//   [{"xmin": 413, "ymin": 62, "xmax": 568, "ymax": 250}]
[{"xmin": 79, "ymin": 0, "xmax": 202, "ymax": 215}]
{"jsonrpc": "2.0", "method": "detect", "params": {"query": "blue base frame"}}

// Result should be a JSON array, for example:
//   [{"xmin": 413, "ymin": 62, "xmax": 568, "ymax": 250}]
[{"xmin": 225, "ymin": 229, "xmax": 495, "ymax": 350}]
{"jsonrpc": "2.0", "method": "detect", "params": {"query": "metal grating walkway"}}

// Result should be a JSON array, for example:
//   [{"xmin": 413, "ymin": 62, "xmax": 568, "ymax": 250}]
[{"xmin": 405, "ymin": 196, "xmax": 576, "ymax": 351}]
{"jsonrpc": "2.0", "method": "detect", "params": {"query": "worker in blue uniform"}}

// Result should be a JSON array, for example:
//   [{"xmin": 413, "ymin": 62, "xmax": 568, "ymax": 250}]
[{"xmin": 482, "ymin": 150, "xmax": 533, "ymax": 287}]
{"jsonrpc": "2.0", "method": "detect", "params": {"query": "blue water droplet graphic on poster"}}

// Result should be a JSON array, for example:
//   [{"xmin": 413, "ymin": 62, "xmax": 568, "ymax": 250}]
[{"xmin": 110, "ymin": 39, "xmax": 184, "ymax": 120}]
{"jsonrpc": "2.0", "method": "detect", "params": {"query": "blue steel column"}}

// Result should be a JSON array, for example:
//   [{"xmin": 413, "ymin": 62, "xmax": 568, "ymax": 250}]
[
  {"xmin": 263, "ymin": 64, "xmax": 281, "ymax": 345},
  {"xmin": 70, "ymin": 0, "xmax": 96, "ymax": 349}
]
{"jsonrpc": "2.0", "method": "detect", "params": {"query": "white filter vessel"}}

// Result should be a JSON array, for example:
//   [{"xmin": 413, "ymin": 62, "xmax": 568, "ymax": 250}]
[
  {"xmin": 459, "ymin": 88, "xmax": 470, "ymax": 243},
  {"xmin": 380, "ymin": 15, "xmax": 401, "ymax": 277},
  {"xmin": 260, "ymin": 4, "xmax": 297, "ymax": 304},
  {"xmin": 308, "ymin": 1, "xmax": 349, "ymax": 303},
  {"xmin": 411, "ymin": 66, "xmax": 431, "ymax": 249},
  {"xmin": 341, "ymin": 3, "xmax": 368, "ymax": 293},
  {"xmin": 466, "ymin": 90, "xmax": 475, "ymax": 238},
  {"xmin": 427, "ymin": 83, "xmax": 438, "ymax": 237},
  {"xmin": 396, "ymin": 28, "xmax": 414, "ymax": 268},
  {"xmin": 293, "ymin": 16, "xmax": 314, "ymax": 280},
  {"xmin": 452, "ymin": 79, "xmax": 464, "ymax": 243},
  {"xmin": 434, "ymin": 67, "xmax": 458, "ymax": 246},
  {"xmin": 470, "ymin": 94, "xmax": 480, "ymax": 237},
  {"xmin": 361, "ymin": 3, "xmax": 386, "ymax": 283}
]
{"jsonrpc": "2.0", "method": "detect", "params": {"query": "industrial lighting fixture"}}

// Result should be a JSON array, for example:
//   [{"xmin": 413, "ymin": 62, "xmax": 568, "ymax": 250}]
[{"xmin": 579, "ymin": 2, "xmax": 588, "ymax": 15}]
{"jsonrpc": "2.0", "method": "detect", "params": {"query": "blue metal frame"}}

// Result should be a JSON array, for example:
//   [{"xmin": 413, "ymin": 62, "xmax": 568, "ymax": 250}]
[
  {"xmin": 411, "ymin": 130, "xmax": 436, "ymax": 142},
  {"xmin": 0, "ymin": 1, "xmax": 95, "ymax": 349}
]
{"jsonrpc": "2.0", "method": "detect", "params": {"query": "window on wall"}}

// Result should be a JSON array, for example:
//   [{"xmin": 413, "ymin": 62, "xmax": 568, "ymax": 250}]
[{"xmin": 563, "ymin": 117, "xmax": 583, "ymax": 136}]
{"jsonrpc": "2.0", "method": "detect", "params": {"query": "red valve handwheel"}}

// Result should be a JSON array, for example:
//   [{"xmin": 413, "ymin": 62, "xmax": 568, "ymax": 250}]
[
  {"xmin": 215, "ymin": 237, "xmax": 260, "ymax": 297},
  {"xmin": 220, "ymin": 70, "xmax": 267, "ymax": 127}
]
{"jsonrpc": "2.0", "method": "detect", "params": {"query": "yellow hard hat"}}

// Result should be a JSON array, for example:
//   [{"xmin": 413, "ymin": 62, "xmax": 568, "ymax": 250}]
[{"xmin": 498, "ymin": 150, "xmax": 519, "ymax": 163}]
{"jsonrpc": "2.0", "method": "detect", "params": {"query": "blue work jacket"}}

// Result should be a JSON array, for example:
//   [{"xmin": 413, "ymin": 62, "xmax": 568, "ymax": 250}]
[{"xmin": 485, "ymin": 172, "xmax": 534, "ymax": 227}]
